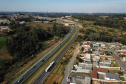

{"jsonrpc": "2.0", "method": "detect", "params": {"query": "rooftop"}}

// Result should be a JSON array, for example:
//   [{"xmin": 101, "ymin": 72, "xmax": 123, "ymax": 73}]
[
  {"xmin": 105, "ymin": 73, "xmax": 120, "ymax": 80},
  {"xmin": 91, "ymin": 68, "xmax": 108, "ymax": 78}
]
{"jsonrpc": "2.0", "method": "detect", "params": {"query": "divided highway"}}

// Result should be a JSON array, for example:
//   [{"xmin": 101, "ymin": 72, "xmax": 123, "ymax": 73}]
[
  {"xmin": 33, "ymin": 26, "xmax": 79, "ymax": 84},
  {"xmin": 12, "ymin": 25, "xmax": 75, "ymax": 84}
]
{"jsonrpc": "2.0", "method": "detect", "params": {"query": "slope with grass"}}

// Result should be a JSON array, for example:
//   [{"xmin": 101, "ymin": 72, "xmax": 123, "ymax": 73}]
[{"xmin": 0, "ymin": 38, "xmax": 6, "ymax": 50}]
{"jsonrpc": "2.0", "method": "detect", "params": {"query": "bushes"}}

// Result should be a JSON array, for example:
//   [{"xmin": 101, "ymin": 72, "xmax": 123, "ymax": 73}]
[{"xmin": 0, "ymin": 23, "xmax": 70, "ymax": 83}]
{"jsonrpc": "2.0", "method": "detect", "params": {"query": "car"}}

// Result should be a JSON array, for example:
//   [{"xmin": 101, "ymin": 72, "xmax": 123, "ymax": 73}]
[
  {"xmin": 33, "ymin": 66, "xmax": 36, "ymax": 68},
  {"xmin": 41, "ymin": 60, "xmax": 44, "ymax": 62},
  {"xmin": 17, "ymin": 77, "xmax": 23, "ymax": 82}
]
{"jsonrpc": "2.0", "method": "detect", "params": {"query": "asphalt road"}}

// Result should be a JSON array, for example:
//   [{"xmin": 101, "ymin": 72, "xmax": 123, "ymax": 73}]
[
  {"xmin": 61, "ymin": 43, "xmax": 80, "ymax": 84},
  {"xmin": 33, "ymin": 26, "xmax": 79, "ymax": 84},
  {"xmin": 12, "ymin": 25, "xmax": 75, "ymax": 84},
  {"xmin": 107, "ymin": 44, "xmax": 126, "ymax": 72}
]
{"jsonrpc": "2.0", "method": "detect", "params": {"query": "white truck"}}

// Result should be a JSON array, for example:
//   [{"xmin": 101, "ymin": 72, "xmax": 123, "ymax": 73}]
[{"xmin": 45, "ymin": 61, "xmax": 55, "ymax": 72}]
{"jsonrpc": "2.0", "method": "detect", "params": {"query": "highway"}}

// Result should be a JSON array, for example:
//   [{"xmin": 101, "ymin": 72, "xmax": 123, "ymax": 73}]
[
  {"xmin": 107, "ymin": 44, "xmax": 126, "ymax": 72},
  {"xmin": 12, "ymin": 25, "xmax": 75, "ymax": 84},
  {"xmin": 33, "ymin": 26, "xmax": 79, "ymax": 84}
]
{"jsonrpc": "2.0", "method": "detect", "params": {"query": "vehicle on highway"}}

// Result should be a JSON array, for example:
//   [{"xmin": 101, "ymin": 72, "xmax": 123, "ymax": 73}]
[
  {"xmin": 45, "ymin": 61, "xmax": 55, "ymax": 72},
  {"xmin": 17, "ymin": 77, "xmax": 23, "ymax": 82},
  {"xmin": 41, "ymin": 60, "xmax": 44, "ymax": 62}
]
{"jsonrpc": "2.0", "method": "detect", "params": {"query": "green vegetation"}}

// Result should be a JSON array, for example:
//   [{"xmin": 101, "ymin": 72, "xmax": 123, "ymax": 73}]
[
  {"xmin": 69, "ymin": 72, "xmax": 91, "ymax": 77},
  {"xmin": 23, "ymin": 27, "xmax": 76, "ymax": 84},
  {"xmin": 0, "ymin": 38, "xmax": 6, "ymax": 49},
  {"xmin": 74, "ymin": 14, "xmax": 126, "ymax": 29},
  {"xmin": 74, "ymin": 14, "xmax": 126, "ymax": 45},
  {"xmin": 111, "ymin": 60, "xmax": 119, "ymax": 67},
  {"xmin": 0, "ymin": 22, "xmax": 70, "ymax": 83},
  {"xmin": 80, "ymin": 47, "xmax": 84, "ymax": 52},
  {"xmin": 120, "ymin": 77, "xmax": 125, "ymax": 81}
]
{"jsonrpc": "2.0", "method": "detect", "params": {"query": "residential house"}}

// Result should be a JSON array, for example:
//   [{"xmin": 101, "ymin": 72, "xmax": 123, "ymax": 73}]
[
  {"xmin": 78, "ymin": 62, "xmax": 92, "ymax": 70},
  {"xmin": 123, "ymin": 57, "xmax": 126, "ymax": 61},
  {"xmin": 91, "ymin": 54, "xmax": 100, "ymax": 62},
  {"xmin": 91, "ymin": 68, "xmax": 108, "ymax": 79},
  {"xmin": 99, "ymin": 60, "xmax": 111, "ymax": 67},
  {"xmin": 0, "ymin": 19, "xmax": 10, "ymax": 24},
  {"xmin": 72, "ymin": 65, "xmax": 90, "ymax": 73},
  {"xmin": 80, "ymin": 54, "xmax": 91, "ymax": 62},
  {"xmin": 101, "ymin": 43, "xmax": 106, "ymax": 48},
  {"xmin": 98, "ymin": 72, "xmax": 120, "ymax": 81},
  {"xmin": 0, "ymin": 26, "xmax": 10, "ymax": 32},
  {"xmin": 105, "ymin": 72, "xmax": 120, "ymax": 81},
  {"xmin": 70, "ymin": 74, "xmax": 91, "ymax": 84}
]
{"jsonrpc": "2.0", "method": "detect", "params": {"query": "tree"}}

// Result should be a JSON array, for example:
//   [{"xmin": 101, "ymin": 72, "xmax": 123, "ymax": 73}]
[
  {"xmin": 53, "ymin": 82, "xmax": 58, "ymax": 84},
  {"xmin": 81, "ymin": 47, "xmax": 84, "ymax": 52}
]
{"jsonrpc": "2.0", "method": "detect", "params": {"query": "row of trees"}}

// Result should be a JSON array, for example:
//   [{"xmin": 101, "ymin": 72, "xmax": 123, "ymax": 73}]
[
  {"xmin": 79, "ymin": 28, "xmax": 126, "ymax": 45},
  {"xmin": 0, "ymin": 22, "xmax": 70, "ymax": 82},
  {"xmin": 73, "ymin": 14, "xmax": 126, "ymax": 29},
  {"xmin": 94, "ymin": 19, "xmax": 126, "ymax": 30}
]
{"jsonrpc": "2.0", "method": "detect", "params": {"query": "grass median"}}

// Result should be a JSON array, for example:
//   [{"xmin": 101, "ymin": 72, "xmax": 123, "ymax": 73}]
[
  {"xmin": 22, "ymin": 27, "xmax": 76, "ymax": 84},
  {"xmin": 10, "ymin": 28, "xmax": 72, "ymax": 84},
  {"xmin": 42, "ymin": 27, "xmax": 77, "ymax": 84}
]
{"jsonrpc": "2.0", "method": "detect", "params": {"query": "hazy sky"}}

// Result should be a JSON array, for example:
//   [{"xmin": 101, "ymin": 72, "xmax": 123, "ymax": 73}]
[{"xmin": 0, "ymin": 0, "xmax": 126, "ymax": 13}]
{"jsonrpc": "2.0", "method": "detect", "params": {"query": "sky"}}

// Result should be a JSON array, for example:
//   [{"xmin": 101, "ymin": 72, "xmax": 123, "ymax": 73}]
[{"xmin": 0, "ymin": 0, "xmax": 126, "ymax": 13}]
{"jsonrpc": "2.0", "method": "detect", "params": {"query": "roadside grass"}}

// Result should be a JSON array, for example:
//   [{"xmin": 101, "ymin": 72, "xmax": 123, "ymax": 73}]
[
  {"xmin": 0, "ymin": 38, "xmax": 6, "ymax": 50},
  {"xmin": 10, "ymin": 38, "xmax": 63, "ymax": 84},
  {"xmin": 22, "ymin": 27, "xmax": 75, "ymax": 84},
  {"xmin": 42, "ymin": 27, "xmax": 77, "ymax": 84},
  {"xmin": 44, "ymin": 42, "xmax": 78, "ymax": 84},
  {"xmin": 10, "ymin": 25, "xmax": 72, "ymax": 84}
]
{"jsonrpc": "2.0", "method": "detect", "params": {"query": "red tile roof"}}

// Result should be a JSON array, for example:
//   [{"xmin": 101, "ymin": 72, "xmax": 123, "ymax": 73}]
[
  {"xmin": 84, "ymin": 41, "xmax": 88, "ymax": 43},
  {"xmin": 121, "ymin": 51, "xmax": 126, "ymax": 55},
  {"xmin": 83, "ymin": 52, "xmax": 88, "ymax": 54},
  {"xmin": 84, "ymin": 43, "xmax": 90, "ymax": 45},
  {"xmin": 91, "ymin": 68, "xmax": 108, "ymax": 78}
]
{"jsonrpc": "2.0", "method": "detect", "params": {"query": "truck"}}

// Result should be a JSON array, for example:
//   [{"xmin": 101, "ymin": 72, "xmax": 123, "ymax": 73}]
[{"xmin": 45, "ymin": 61, "xmax": 55, "ymax": 72}]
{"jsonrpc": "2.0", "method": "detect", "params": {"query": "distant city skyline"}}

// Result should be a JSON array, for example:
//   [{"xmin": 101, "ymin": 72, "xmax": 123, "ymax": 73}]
[{"xmin": 0, "ymin": 0, "xmax": 126, "ymax": 13}]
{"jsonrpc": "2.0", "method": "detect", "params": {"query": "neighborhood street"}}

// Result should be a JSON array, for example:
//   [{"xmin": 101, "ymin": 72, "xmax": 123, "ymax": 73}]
[
  {"xmin": 61, "ymin": 43, "xmax": 80, "ymax": 84},
  {"xmin": 107, "ymin": 44, "xmax": 126, "ymax": 72}
]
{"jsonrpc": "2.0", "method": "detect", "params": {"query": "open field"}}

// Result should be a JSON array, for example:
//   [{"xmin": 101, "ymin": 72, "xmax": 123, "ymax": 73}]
[
  {"xmin": 0, "ymin": 47, "xmax": 13, "ymax": 61},
  {"xmin": 0, "ymin": 38, "xmax": 12, "ymax": 65},
  {"xmin": 28, "ymin": 22, "xmax": 53, "ymax": 30}
]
